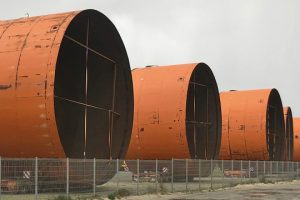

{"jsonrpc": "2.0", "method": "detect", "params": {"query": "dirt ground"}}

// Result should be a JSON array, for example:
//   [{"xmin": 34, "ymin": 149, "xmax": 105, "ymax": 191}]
[
  {"xmin": 123, "ymin": 180, "xmax": 300, "ymax": 200},
  {"xmin": 0, "ymin": 171, "xmax": 299, "ymax": 199},
  {"xmin": 1, "ymin": 180, "xmax": 299, "ymax": 199}
]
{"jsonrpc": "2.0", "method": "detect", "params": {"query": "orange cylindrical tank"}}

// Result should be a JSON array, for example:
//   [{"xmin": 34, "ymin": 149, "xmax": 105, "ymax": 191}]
[
  {"xmin": 126, "ymin": 63, "xmax": 221, "ymax": 160},
  {"xmin": 0, "ymin": 10, "xmax": 133, "ymax": 159},
  {"xmin": 219, "ymin": 89, "xmax": 285, "ymax": 161},
  {"xmin": 283, "ymin": 107, "xmax": 294, "ymax": 161},
  {"xmin": 293, "ymin": 118, "xmax": 300, "ymax": 161}
]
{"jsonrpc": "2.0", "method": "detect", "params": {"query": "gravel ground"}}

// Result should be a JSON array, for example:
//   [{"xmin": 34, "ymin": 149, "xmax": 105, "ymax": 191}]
[
  {"xmin": 0, "ymin": 173, "xmax": 298, "ymax": 199},
  {"xmin": 123, "ymin": 180, "xmax": 300, "ymax": 200}
]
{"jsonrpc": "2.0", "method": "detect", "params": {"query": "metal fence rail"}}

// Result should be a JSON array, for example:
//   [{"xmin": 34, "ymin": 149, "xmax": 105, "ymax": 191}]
[{"xmin": 0, "ymin": 157, "xmax": 298, "ymax": 199}]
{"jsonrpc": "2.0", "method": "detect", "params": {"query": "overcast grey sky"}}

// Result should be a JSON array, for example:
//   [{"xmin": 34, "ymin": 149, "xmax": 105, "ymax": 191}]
[{"xmin": 1, "ymin": 0, "xmax": 300, "ymax": 115}]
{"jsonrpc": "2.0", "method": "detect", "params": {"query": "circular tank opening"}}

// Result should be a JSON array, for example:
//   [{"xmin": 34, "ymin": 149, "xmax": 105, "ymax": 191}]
[
  {"xmin": 185, "ymin": 63, "xmax": 221, "ymax": 159},
  {"xmin": 285, "ymin": 108, "xmax": 294, "ymax": 160},
  {"xmin": 266, "ymin": 89, "xmax": 285, "ymax": 160},
  {"xmin": 54, "ymin": 10, "xmax": 133, "ymax": 159}
]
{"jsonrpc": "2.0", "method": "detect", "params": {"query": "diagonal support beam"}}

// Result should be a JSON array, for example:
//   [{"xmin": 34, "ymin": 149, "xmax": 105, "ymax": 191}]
[
  {"xmin": 64, "ymin": 35, "xmax": 116, "ymax": 64},
  {"xmin": 84, "ymin": 17, "xmax": 90, "ymax": 158},
  {"xmin": 54, "ymin": 95, "xmax": 120, "ymax": 117}
]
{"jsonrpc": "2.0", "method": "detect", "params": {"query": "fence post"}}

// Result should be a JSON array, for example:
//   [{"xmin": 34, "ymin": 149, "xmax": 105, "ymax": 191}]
[
  {"xmin": 291, "ymin": 161, "xmax": 292, "ymax": 179},
  {"xmin": 171, "ymin": 158, "xmax": 174, "ymax": 193},
  {"xmin": 93, "ymin": 158, "xmax": 96, "ymax": 196},
  {"xmin": 221, "ymin": 160, "xmax": 224, "ymax": 188},
  {"xmin": 287, "ymin": 161, "xmax": 289, "ymax": 179},
  {"xmin": 297, "ymin": 162, "xmax": 299, "ymax": 178},
  {"xmin": 282, "ymin": 161, "xmax": 284, "ymax": 176},
  {"xmin": 293, "ymin": 161, "xmax": 295, "ymax": 180},
  {"xmin": 290, "ymin": 161, "xmax": 293, "ymax": 179},
  {"xmin": 240, "ymin": 160, "xmax": 243, "ymax": 183},
  {"xmin": 66, "ymin": 158, "xmax": 69, "ymax": 199},
  {"xmin": 286, "ymin": 161, "xmax": 287, "ymax": 179},
  {"xmin": 155, "ymin": 159, "xmax": 158, "ymax": 193},
  {"xmin": 263, "ymin": 160, "xmax": 265, "ymax": 176},
  {"xmin": 270, "ymin": 161, "xmax": 272, "ymax": 175},
  {"xmin": 210, "ymin": 159, "xmax": 213, "ymax": 190},
  {"xmin": 256, "ymin": 160, "xmax": 258, "ymax": 181},
  {"xmin": 292, "ymin": 161, "xmax": 294, "ymax": 177},
  {"xmin": 289, "ymin": 161, "xmax": 292, "ymax": 179},
  {"xmin": 137, "ymin": 159, "xmax": 139, "ymax": 195},
  {"xmin": 231, "ymin": 159, "xmax": 234, "ymax": 184},
  {"xmin": 116, "ymin": 159, "xmax": 119, "ymax": 193},
  {"xmin": 276, "ymin": 161, "xmax": 279, "ymax": 176},
  {"xmin": 185, "ymin": 159, "xmax": 188, "ymax": 193},
  {"xmin": 280, "ymin": 161, "xmax": 282, "ymax": 181},
  {"xmin": 248, "ymin": 160, "xmax": 251, "ymax": 179},
  {"xmin": 296, "ymin": 162, "xmax": 298, "ymax": 178},
  {"xmin": 287, "ymin": 161, "xmax": 289, "ymax": 178},
  {"xmin": 35, "ymin": 157, "xmax": 38, "ymax": 200},
  {"xmin": 198, "ymin": 159, "xmax": 201, "ymax": 191},
  {"xmin": 292, "ymin": 161, "xmax": 294, "ymax": 178},
  {"xmin": 294, "ymin": 162, "xmax": 296, "ymax": 177}
]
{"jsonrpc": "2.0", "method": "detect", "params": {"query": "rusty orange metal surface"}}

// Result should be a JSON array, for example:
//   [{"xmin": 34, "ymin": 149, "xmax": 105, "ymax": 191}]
[
  {"xmin": 293, "ymin": 118, "xmax": 300, "ymax": 161},
  {"xmin": 126, "ymin": 63, "xmax": 221, "ymax": 160},
  {"xmin": 219, "ymin": 89, "xmax": 285, "ymax": 161},
  {"xmin": 0, "ymin": 10, "xmax": 133, "ymax": 159},
  {"xmin": 283, "ymin": 107, "xmax": 294, "ymax": 161},
  {"xmin": 0, "ymin": 12, "xmax": 75, "ymax": 158}
]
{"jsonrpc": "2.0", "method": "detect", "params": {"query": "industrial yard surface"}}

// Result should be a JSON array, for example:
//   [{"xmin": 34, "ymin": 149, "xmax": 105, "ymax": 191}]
[
  {"xmin": 124, "ymin": 180, "xmax": 300, "ymax": 200},
  {"xmin": 1, "ymin": 176, "xmax": 299, "ymax": 199}
]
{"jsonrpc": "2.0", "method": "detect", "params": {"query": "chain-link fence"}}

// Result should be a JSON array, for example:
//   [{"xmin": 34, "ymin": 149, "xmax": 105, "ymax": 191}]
[{"xmin": 0, "ymin": 158, "xmax": 299, "ymax": 199}]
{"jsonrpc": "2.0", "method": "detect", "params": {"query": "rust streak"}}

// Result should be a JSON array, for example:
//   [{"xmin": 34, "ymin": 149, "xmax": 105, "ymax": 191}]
[{"xmin": 0, "ymin": 84, "xmax": 12, "ymax": 90}]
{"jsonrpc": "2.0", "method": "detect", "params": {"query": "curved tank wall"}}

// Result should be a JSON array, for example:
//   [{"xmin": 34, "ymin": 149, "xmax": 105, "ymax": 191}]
[
  {"xmin": 126, "ymin": 63, "xmax": 221, "ymax": 160},
  {"xmin": 0, "ymin": 9, "xmax": 134, "ymax": 186},
  {"xmin": 219, "ymin": 89, "xmax": 285, "ymax": 161},
  {"xmin": 0, "ymin": 10, "xmax": 133, "ymax": 160},
  {"xmin": 283, "ymin": 107, "xmax": 294, "ymax": 161},
  {"xmin": 293, "ymin": 118, "xmax": 300, "ymax": 161}
]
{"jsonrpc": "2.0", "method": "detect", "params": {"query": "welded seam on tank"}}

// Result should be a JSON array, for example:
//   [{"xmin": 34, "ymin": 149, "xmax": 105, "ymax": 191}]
[
  {"xmin": 193, "ymin": 74, "xmax": 197, "ymax": 159},
  {"xmin": 290, "ymin": 110, "xmax": 294, "ymax": 160},
  {"xmin": 54, "ymin": 95, "xmax": 120, "ymax": 116},
  {"xmin": 275, "ymin": 106, "xmax": 279, "ymax": 160},
  {"xmin": 186, "ymin": 78, "xmax": 212, "ymax": 159},
  {"xmin": 0, "ymin": 21, "xmax": 14, "ymax": 43},
  {"xmin": 266, "ymin": 105, "xmax": 270, "ymax": 159},
  {"xmin": 243, "ymin": 101, "xmax": 249, "ymax": 160},
  {"xmin": 206, "ymin": 85, "xmax": 209, "ymax": 159},
  {"xmin": 84, "ymin": 17, "xmax": 90, "ymax": 158},
  {"xmin": 8, "ymin": 16, "xmax": 43, "ymax": 157},
  {"xmin": 210, "ymin": 73, "xmax": 221, "ymax": 159},
  {"xmin": 178, "ymin": 70, "xmax": 188, "ymax": 157},
  {"xmin": 283, "ymin": 112, "xmax": 287, "ymax": 160},
  {"xmin": 45, "ymin": 13, "xmax": 75, "ymax": 157},
  {"xmin": 287, "ymin": 113, "xmax": 293, "ymax": 160},
  {"xmin": 272, "ymin": 104, "xmax": 277, "ymax": 160},
  {"xmin": 63, "ymin": 35, "xmax": 116, "ymax": 64},
  {"xmin": 46, "ymin": 12, "xmax": 75, "ymax": 97},
  {"xmin": 46, "ymin": 12, "xmax": 77, "ymax": 88},
  {"xmin": 186, "ymin": 121, "xmax": 211, "ymax": 125},
  {"xmin": 227, "ymin": 104, "xmax": 233, "ymax": 160},
  {"xmin": 14, "ymin": 17, "xmax": 43, "ymax": 89},
  {"xmin": 189, "ymin": 81, "xmax": 209, "ymax": 88},
  {"xmin": 109, "ymin": 63, "xmax": 117, "ymax": 159},
  {"xmin": 284, "ymin": 115, "xmax": 290, "ymax": 161},
  {"xmin": 288, "ymin": 124, "xmax": 291, "ymax": 160}
]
